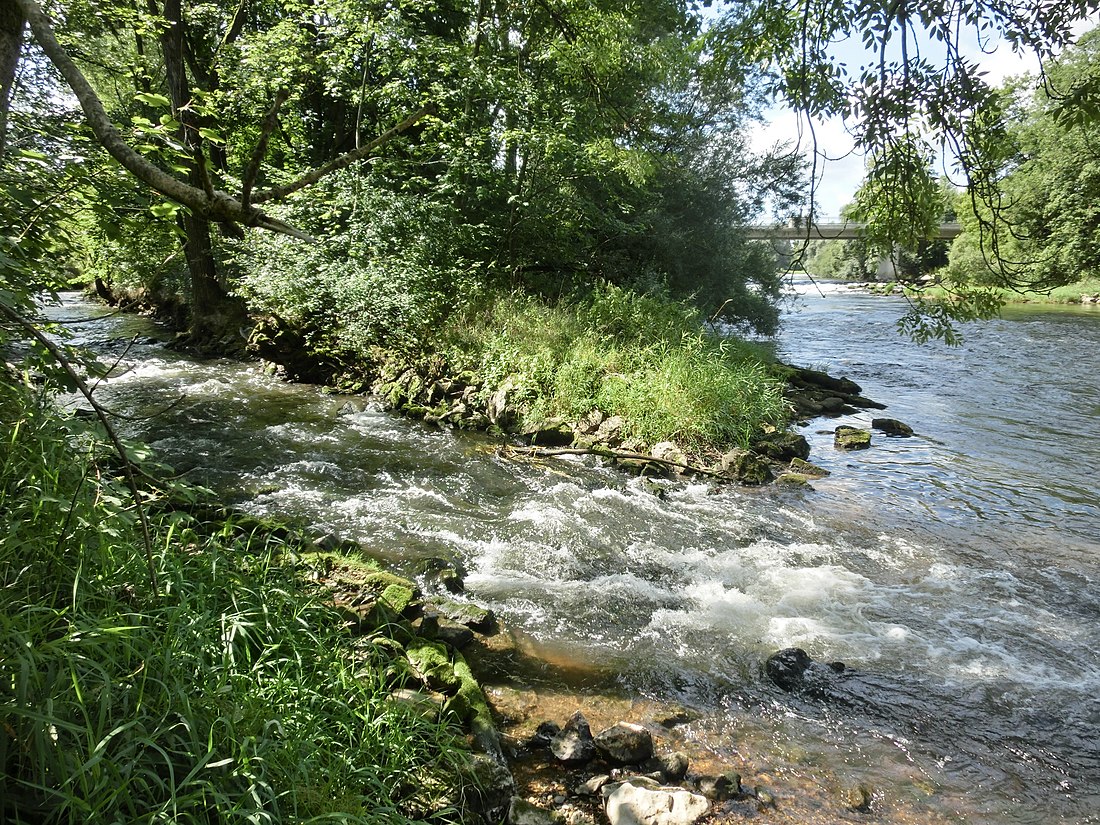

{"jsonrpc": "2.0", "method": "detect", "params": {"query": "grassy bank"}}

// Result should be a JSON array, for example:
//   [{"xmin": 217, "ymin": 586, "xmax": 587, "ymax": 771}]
[
  {"xmin": 0, "ymin": 375, "xmax": 473, "ymax": 823},
  {"xmin": 440, "ymin": 287, "xmax": 788, "ymax": 452},
  {"xmin": 912, "ymin": 275, "xmax": 1100, "ymax": 305}
]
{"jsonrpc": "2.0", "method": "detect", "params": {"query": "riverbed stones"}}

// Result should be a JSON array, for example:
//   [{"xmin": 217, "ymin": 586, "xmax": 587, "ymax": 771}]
[
  {"xmin": 834, "ymin": 425, "xmax": 872, "ymax": 450},
  {"xmin": 657, "ymin": 751, "xmax": 689, "ymax": 782},
  {"xmin": 871, "ymin": 417, "xmax": 914, "ymax": 437},
  {"xmin": 604, "ymin": 780, "xmax": 709, "ymax": 825},
  {"xmin": 594, "ymin": 722, "xmax": 654, "ymax": 764},
  {"xmin": 551, "ymin": 711, "xmax": 597, "ymax": 764},
  {"xmin": 510, "ymin": 797, "xmax": 563, "ymax": 825},
  {"xmin": 697, "ymin": 772, "xmax": 740, "ymax": 802}
]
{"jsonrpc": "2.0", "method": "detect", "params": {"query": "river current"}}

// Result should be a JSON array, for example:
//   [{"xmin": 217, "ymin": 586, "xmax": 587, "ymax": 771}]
[{"xmin": 51, "ymin": 280, "xmax": 1100, "ymax": 823}]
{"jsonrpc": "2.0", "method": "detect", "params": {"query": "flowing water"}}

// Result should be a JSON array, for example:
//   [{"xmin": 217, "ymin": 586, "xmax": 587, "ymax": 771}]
[{"xmin": 49, "ymin": 281, "xmax": 1100, "ymax": 823}]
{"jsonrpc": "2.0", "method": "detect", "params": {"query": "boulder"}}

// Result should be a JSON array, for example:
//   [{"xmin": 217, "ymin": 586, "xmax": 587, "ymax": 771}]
[
  {"xmin": 550, "ymin": 711, "xmax": 597, "ymax": 765},
  {"xmin": 871, "ymin": 417, "xmax": 914, "ymax": 437},
  {"xmin": 765, "ymin": 647, "xmax": 813, "ymax": 692},
  {"xmin": 651, "ymin": 442, "xmax": 687, "ymax": 472},
  {"xmin": 487, "ymin": 376, "xmax": 521, "ymax": 430},
  {"xmin": 595, "ymin": 415, "xmax": 625, "ymax": 445},
  {"xmin": 727, "ymin": 451, "xmax": 774, "ymax": 485},
  {"xmin": 575, "ymin": 774, "xmax": 611, "ymax": 796},
  {"xmin": 604, "ymin": 781, "xmax": 709, "ymax": 825},
  {"xmin": 752, "ymin": 431, "xmax": 810, "ymax": 461},
  {"xmin": 430, "ymin": 598, "xmax": 498, "ymax": 634},
  {"xmin": 459, "ymin": 753, "xmax": 515, "ymax": 824},
  {"xmin": 834, "ymin": 425, "xmax": 871, "ymax": 451},
  {"xmin": 657, "ymin": 751, "xmax": 689, "ymax": 782},
  {"xmin": 765, "ymin": 647, "xmax": 849, "ymax": 694},
  {"xmin": 594, "ymin": 722, "xmax": 654, "ymax": 764}
]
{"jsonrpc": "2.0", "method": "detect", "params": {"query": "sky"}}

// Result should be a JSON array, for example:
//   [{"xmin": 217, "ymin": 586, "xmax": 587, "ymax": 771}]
[{"xmin": 748, "ymin": 15, "xmax": 1099, "ymax": 220}]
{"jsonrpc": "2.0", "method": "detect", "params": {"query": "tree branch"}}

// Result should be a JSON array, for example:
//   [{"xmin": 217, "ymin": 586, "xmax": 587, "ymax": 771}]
[
  {"xmin": 501, "ymin": 444, "xmax": 730, "ymax": 480},
  {"xmin": 15, "ymin": 0, "xmax": 313, "ymax": 239},
  {"xmin": 250, "ymin": 102, "xmax": 437, "ymax": 203},
  {"xmin": 241, "ymin": 87, "xmax": 289, "ymax": 208}
]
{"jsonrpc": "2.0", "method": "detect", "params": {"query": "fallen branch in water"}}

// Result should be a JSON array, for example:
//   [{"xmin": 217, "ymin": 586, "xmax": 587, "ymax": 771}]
[{"xmin": 500, "ymin": 444, "xmax": 731, "ymax": 480}]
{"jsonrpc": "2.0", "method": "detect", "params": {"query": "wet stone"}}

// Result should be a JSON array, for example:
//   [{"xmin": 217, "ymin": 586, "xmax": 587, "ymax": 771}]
[{"xmin": 551, "ymin": 711, "xmax": 597, "ymax": 765}]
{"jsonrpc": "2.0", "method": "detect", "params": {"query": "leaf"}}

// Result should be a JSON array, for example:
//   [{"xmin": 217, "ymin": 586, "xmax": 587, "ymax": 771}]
[
  {"xmin": 150, "ymin": 202, "xmax": 181, "ymax": 219},
  {"xmin": 134, "ymin": 92, "xmax": 172, "ymax": 109}
]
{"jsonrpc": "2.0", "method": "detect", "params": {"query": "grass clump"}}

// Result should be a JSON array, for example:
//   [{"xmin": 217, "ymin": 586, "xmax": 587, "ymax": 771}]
[
  {"xmin": 0, "ymin": 376, "xmax": 470, "ymax": 824},
  {"xmin": 443, "ymin": 285, "xmax": 788, "ymax": 451}
]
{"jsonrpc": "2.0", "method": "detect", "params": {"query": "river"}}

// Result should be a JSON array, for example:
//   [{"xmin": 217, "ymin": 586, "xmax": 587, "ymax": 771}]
[{"xmin": 51, "ymin": 280, "xmax": 1100, "ymax": 824}]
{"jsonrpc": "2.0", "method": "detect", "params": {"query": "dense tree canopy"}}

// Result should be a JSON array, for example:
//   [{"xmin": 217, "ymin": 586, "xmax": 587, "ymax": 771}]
[{"xmin": 3, "ymin": 0, "xmax": 1100, "ymax": 349}]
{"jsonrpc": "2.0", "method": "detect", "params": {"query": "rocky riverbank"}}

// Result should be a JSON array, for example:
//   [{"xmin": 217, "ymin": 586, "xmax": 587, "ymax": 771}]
[{"xmin": 292, "ymin": 526, "xmax": 873, "ymax": 825}]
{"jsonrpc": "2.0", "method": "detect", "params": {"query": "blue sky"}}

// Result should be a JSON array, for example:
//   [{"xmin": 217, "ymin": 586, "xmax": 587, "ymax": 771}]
[{"xmin": 747, "ymin": 15, "xmax": 1099, "ymax": 219}]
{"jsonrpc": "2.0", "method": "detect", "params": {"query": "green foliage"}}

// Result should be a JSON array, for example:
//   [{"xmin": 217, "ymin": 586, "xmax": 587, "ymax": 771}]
[
  {"xmin": 948, "ymin": 29, "xmax": 1100, "ymax": 294},
  {"xmin": 234, "ymin": 171, "xmax": 478, "ymax": 359},
  {"xmin": 0, "ymin": 376, "xmax": 470, "ymax": 824},
  {"xmin": 445, "ymin": 285, "xmax": 788, "ymax": 450}
]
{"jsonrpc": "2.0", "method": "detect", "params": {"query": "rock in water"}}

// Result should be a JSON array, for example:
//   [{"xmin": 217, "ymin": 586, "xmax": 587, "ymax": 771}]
[
  {"xmin": 550, "ymin": 711, "xmax": 597, "ymax": 764},
  {"xmin": 765, "ymin": 647, "xmax": 813, "ymax": 691},
  {"xmin": 594, "ymin": 722, "xmax": 654, "ymax": 764},
  {"xmin": 605, "ymin": 781, "xmax": 709, "ymax": 825},
  {"xmin": 871, "ymin": 417, "xmax": 914, "ymax": 437},
  {"xmin": 834, "ymin": 425, "xmax": 871, "ymax": 450}
]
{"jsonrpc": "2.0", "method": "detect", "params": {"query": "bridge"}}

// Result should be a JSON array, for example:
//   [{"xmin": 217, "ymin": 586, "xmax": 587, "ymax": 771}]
[{"xmin": 744, "ymin": 220, "xmax": 963, "ymax": 241}]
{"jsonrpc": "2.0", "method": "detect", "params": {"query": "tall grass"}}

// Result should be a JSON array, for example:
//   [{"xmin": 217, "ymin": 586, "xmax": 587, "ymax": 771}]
[
  {"xmin": 443, "ymin": 285, "xmax": 788, "ymax": 450},
  {"xmin": 1, "ymin": 377, "xmax": 469, "ymax": 824}
]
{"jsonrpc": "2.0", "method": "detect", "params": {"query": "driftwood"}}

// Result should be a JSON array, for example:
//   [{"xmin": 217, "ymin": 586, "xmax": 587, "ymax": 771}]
[{"xmin": 500, "ymin": 444, "xmax": 731, "ymax": 480}]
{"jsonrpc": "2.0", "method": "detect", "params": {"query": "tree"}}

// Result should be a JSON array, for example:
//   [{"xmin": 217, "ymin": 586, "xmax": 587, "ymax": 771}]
[
  {"xmin": 709, "ymin": 0, "xmax": 1100, "ymax": 324},
  {"xmin": 7, "ymin": 0, "xmax": 436, "ymax": 341},
  {"xmin": 948, "ymin": 27, "xmax": 1100, "ymax": 291}
]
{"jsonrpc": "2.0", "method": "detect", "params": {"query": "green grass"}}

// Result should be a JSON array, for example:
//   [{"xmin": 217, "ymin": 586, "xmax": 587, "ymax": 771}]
[
  {"xmin": 916, "ymin": 275, "xmax": 1100, "ymax": 305},
  {"xmin": 442, "ymin": 285, "xmax": 788, "ymax": 451},
  {"xmin": 0, "ymin": 377, "xmax": 470, "ymax": 824}
]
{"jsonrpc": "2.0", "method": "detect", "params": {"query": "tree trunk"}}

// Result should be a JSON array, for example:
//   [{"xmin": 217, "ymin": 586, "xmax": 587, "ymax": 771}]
[
  {"xmin": 0, "ymin": 0, "xmax": 26, "ymax": 156},
  {"xmin": 158, "ymin": 0, "xmax": 247, "ymax": 345}
]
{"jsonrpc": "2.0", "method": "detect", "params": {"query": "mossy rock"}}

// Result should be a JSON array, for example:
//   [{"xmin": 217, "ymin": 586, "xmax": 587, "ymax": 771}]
[
  {"xmin": 431, "ymin": 598, "xmax": 498, "ymax": 634},
  {"xmin": 406, "ymin": 639, "xmax": 463, "ymax": 693},
  {"xmin": 380, "ymin": 582, "xmax": 419, "ymax": 617},
  {"xmin": 363, "ymin": 570, "xmax": 420, "ymax": 596},
  {"xmin": 731, "ymin": 451, "xmax": 774, "ymax": 485},
  {"xmin": 789, "ymin": 457, "xmax": 830, "ymax": 478},
  {"xmin": 776, "ymin": 473, "xmax": 811, "ymax": 486},
  {"xmin": 751, "ymin": 431, "xmax": 810, "ymax": 461},
  {"xmin": 834, "ymin": 426, "xmax": 872, "ymax": 451}
]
